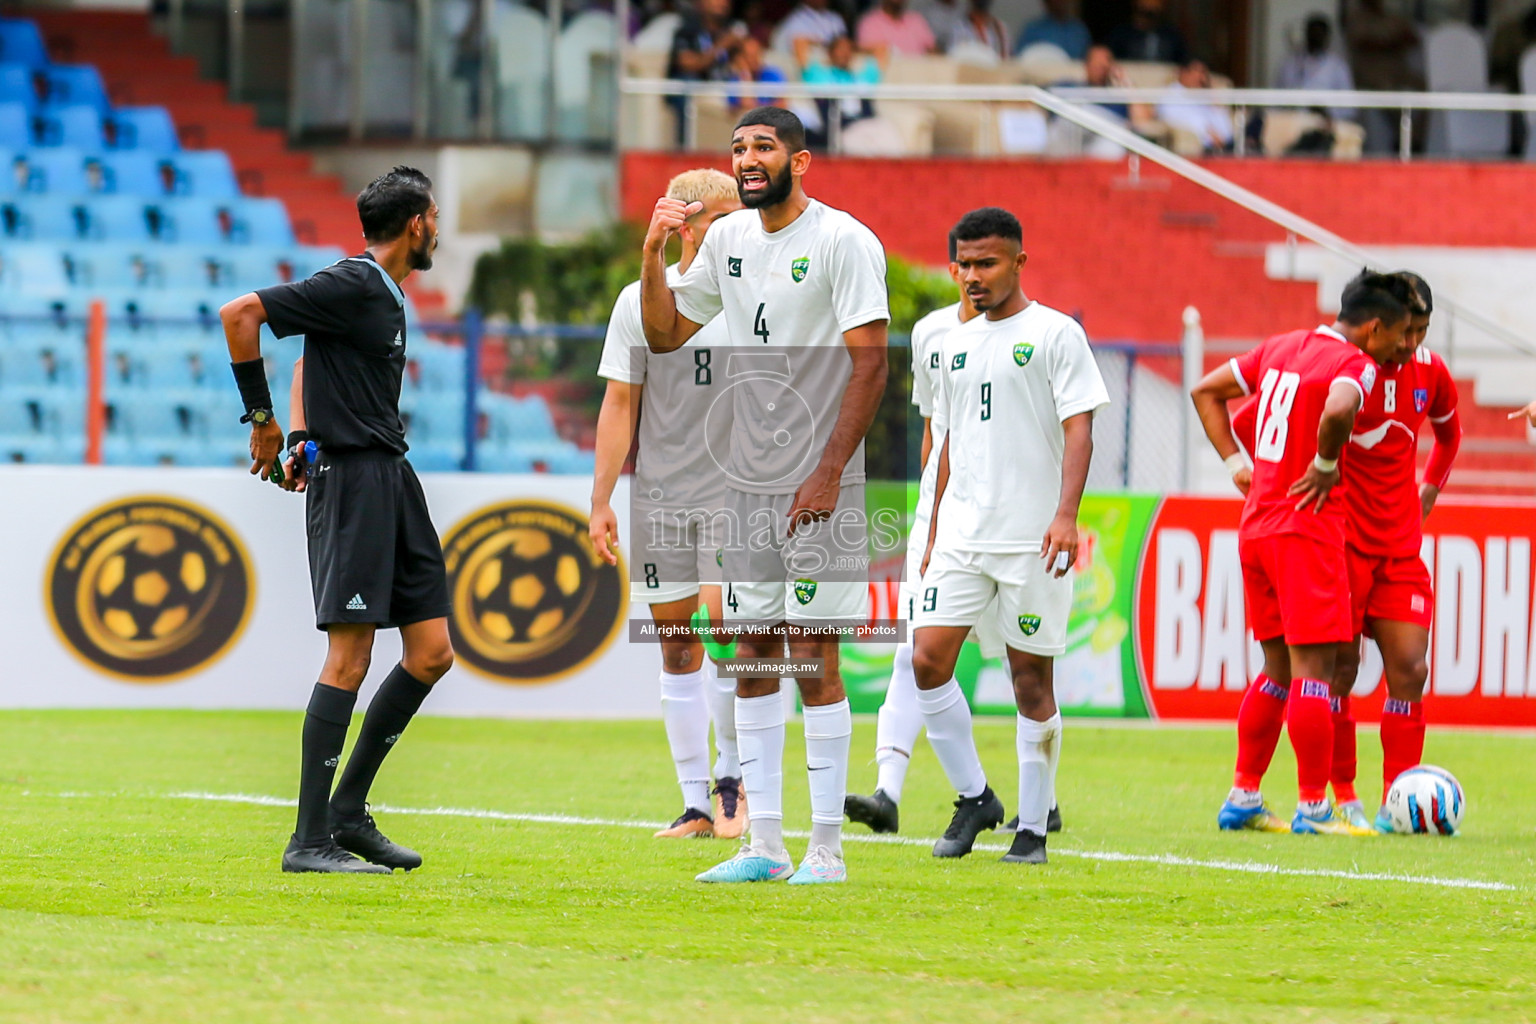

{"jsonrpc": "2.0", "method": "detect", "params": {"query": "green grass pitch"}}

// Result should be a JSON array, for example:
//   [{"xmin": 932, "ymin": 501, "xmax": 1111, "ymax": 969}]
[{"xmin": 1, "ymin": 710, "xmax": 1534, "ymax": 1023}]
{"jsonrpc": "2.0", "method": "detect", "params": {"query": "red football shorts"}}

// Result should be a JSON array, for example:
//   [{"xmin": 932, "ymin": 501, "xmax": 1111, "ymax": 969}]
[
  {"xmin": 1347, "ymin": 546, "xmax": 1434, "ymax": 636},
  {"xmin": 1240, "ymin": 533, "xmax": 1353, "ymax": 646}
]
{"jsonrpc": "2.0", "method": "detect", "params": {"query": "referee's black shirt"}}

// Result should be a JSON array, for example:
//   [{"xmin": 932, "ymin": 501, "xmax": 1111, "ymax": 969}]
[{"xmin": 256, "ymin": 253, "xmax": 409, "ymax": 455}]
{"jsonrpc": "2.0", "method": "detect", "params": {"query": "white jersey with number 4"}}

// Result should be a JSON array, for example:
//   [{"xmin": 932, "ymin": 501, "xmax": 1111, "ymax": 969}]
[
  {"xmin": 669, "ymin": 199, "xmax": 890, "ymax": 495},
  {"xmin": 932, "ymin": 301, "xmax": 1110, "ymax": 554},
  {"xmin": 597, "ymin": 265, "xmax": 730, "ymax": 511}
]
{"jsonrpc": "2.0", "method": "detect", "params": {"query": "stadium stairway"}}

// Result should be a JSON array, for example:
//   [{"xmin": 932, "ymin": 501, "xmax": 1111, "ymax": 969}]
[
  {"xmin": 623, "ymin": 152, "xmax": 1536, "ymax": 494},
  {"xmin": 27, "ymin": 9, "xmax": 447, "ymax": 318}
]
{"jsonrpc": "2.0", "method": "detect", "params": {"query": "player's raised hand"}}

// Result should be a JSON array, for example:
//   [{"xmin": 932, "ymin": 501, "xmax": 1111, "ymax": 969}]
[
  {"xmin": 644, "ymin": 197, "xmax": 704, "ymax": 253},
  {"xmin": 1040, "ymin": 513, "xmax": 1078, "ymax": 579},
  {"xmin": 1508, "ymin": 401, "xmax": 1536, "ymax": 429},
  {"xmin": 249, "ymin": 420, "xmax": 283, "ymax": 481},
  {"xmin": 1288, "ymin": 463, "xmax": 1340, "ymax": 513},
  {"xmin": 589, "ymin": 501, "xmax": 620, "ymax": 565},
  {"xmin": 787, "ymin": 466, "xmax": 839, "ymax": 537}
]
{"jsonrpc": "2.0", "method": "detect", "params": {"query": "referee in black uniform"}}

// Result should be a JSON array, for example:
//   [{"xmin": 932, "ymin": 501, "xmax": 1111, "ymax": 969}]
[{"xmin": 219, "ymin": 166, "xmax": 454, "ymax": 874}]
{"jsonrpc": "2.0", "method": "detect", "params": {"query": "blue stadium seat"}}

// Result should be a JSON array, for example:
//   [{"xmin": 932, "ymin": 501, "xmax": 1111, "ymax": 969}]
[
  {"xmin": 0, "ymin": 64, "xmax": 37, "ymax": 112},
  {"xmin": 158, "ymin": 247, "xmax": 229, "ymax": 290},
  {"xmin": 412, "ymin": 341, "xmax": 465, "ymax": 390},
  {"xmin": 18, "ymin": 147, "xmax": 88, "ymax": 193},
  {"xmin": 109, "ymin": 107, "xmax": 179, "ymax": 152},
  {"xmin": 157, "ymin": 197, "xmax": 224, "ymax": 245},
  {"xmin": 227, "ymin": 197, "xmax": 293, "ymax": 246},
  {"xmin": 0, "ymin": 103, "xmax": 31, "ymax": 149},
  {"xmin": 117, "ymin": 391, "xmax": 192, "ymax": 442},
  {"xmin": 36, "ymin": 105, "xmax": 105, "ymax": 150},
  {"xmin": 4, "ymin": 195, "xmax": 83, "ymax": 239},
  {"xmin": 164, "ymin": 151, "xmax": 238, "ymax": 198},
  {"xmin": 28, "ymin": 384, "xmax": 86, "ymax": 438},
  {"xmin": 0, "ymin": 242, "xmax": 70, "ymax": 291},
  {"xmin": 90, "ymin": 151, "xmax": 165, "ymax": 195},
  {"xmin": 41, "ymin": 66, "xmax": 110, "ymax": 116},
  {"xmin": 474, "ymin": 448, "xmax": 536, "ymax": 473},
  {"xmin": 0, "ymin": 20, "xmax": 49, "ymax": 69},
  {"xmin": 408, "ymin": 445, "xmax": 463, "ymax": 472},
  {"xmin": 0, "ymin": 294, "xmax": 81, "ymax": 349},
  {"xmin": 138, "ymin": 346, "xmax": 204, "ymax": 389},
  {"xmin": 80, "ymin": 196, "xmax": 152, "ymax": 242},
  {"xmin": 482, "ymin": 392, "xmax": 559, "ymax": 443}
]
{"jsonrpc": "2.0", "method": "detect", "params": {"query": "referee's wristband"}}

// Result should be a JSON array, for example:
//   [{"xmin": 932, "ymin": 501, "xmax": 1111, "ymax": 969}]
[
  {"xmin": 230, "ymin": 358, "xmax": 273, "ymax": 417},
  {"xmin": 286, "ymin": 429, "xmax": 310, "ymax": 450},
  {"xmin": 1312, "ymin": 454, "xmax": 1339, "ymax": 473},
  {"xmin": 1223, "ymin": 453, "xmax": 1248, "ymax": 478}
]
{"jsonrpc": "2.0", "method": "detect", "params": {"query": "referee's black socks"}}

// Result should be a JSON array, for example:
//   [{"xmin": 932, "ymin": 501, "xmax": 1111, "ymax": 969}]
[
  {"xmin": 330, "ymin": 664, "xmax": 433, "ymax": 820},
  {"xmin": 297, "ymin": 683, "xmax": 358, "ymax": 844}
]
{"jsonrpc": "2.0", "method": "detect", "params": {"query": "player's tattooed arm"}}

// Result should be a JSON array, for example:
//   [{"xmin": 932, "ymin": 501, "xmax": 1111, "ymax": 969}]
[
  {"xmin": 1042, "ymin": 411, "xmax": 1092, "ymax": 579},
  {"xmin": 788, "ymin": 320, "xmax": 889, "ymax": 535},
  {"xmin": 590, "ymin": 380, "xmax": 640, "ymax": 566},
  {"xmin": 920, "ymin": 433, "xmax": 951, "ymax": 577},
  {"xmin": 640, "ymin": 197, "xmax": 706, "ymax": 353},
  {"xmin": 1290, "ymin": 378, "xmax": 1361, "ymax": 514}
]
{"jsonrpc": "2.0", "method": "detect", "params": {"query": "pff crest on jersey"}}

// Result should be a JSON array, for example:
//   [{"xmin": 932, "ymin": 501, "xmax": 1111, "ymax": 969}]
[
  {"xmin": 791, "ymin": 256, "xmax": 809, "ymax": 282},
  {"xmin": 1018, "ymin": 614, "xmax": 1042, "ymax": 636},
  {"xmin": 793, "ymin": 578, "xmax": 818, "ymax": 604},
  {"xmin": 1013, "ymin": 342, "xmax": 1034, "ymax": 366}
]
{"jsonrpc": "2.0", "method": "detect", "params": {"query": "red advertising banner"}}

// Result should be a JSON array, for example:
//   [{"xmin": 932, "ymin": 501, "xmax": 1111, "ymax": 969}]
[{"xmin": 1133, "ymin": 495, "xmax": 1536, "ymax": 727}]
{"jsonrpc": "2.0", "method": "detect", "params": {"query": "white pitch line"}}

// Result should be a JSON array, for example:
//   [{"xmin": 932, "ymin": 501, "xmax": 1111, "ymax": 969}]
[{"xmin": 127, "ymin": 790, "xmax": 1513, "ymax": 893}]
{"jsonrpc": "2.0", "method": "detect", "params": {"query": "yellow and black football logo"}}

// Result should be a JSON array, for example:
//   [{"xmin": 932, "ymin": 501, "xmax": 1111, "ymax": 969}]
[
  {"xmin": 46, "ymin": 496, "xmax": 253, "ymax": 682},
  {"xmin": 442, "ymin": 499, "xmax": 625, "ymax": 683}
]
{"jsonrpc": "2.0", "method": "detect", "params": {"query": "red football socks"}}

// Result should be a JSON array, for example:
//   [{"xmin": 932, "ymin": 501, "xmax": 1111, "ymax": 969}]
[
  {"xmin": 1287, "ymin": 679, "xmax": 1334, "ymax": 803},
  {"xmin": 1330, "ymin": 695, "xmax": 1357, "ymax": 804},
  {"xmin": 1233, "ymin": 674, "xmax": 1289, "ymax": 791},
  {"xmin": 1379, "ymin": 697, "xmax": 1426, "ymax": 804}
]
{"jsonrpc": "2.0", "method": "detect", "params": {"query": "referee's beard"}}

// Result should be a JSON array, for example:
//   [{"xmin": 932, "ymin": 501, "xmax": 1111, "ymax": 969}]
[{"xmin": 408, "ymin": 227, "xmax": 436, "ymax": 271}]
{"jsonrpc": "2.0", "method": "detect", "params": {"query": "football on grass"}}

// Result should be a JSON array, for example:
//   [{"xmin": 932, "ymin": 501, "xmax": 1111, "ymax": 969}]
[{"xmin": 1385, "ymin": 765, "xmax": 1465, "ymax": 835}]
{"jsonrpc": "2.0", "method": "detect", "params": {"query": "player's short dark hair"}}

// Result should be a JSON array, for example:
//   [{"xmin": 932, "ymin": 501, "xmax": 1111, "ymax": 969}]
[
  {"xmin": 1338, "ymin": 269, "xmax": 1414, "ymax": 327},
  {"xmin": 1396, "ymin": 269, "xmax": 1433, "ymax": 315},
  {"xmin": 733, "ymin": 106, "xmax": 806, "ymax": 153},
  {"xmin": 951, "ymin": 207, "xmax": 1023, "ymax": 251},
  {"xmin": 357, "ymin": 166, "xmax": 433, "ymax": 244}
]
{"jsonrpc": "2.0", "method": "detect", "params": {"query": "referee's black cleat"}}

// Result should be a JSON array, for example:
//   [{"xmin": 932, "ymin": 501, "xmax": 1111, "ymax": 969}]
[
  {"xmin": 331, "ymin": 809, "xmax": 423, "ymax": 871},
  {"xmin": 933, "ymin": 787, "xmax": 1005, "ymax": 858},
  {"xmin": 844, "ymin": 788, "xmax": 899, "ymax": 834},
  {"xmin": 1000, "ymin": 829, "xmax": 1048, "ymax": 865},
  {"xmin": 1001, "ymin": 804, "xmax": 1063, "ymax": 834},
  {"xmin": 282, "ymin": 835, "xmax": 392, "ymax": 874}
]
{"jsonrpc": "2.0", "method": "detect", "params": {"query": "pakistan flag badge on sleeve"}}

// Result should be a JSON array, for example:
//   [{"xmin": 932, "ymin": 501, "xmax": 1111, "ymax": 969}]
[
  {"xmin": 791, "ymin": 257, "xmax": 809, "ymax": 283},
  {"xmin": 794, "ymin": 579, "xmax": 818, "ymax": 604}
]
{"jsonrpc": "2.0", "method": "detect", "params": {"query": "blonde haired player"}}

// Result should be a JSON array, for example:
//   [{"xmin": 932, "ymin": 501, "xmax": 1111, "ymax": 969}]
[{"xmin": 591, "ymin": 169, "xmax": 747, "ymax": 839}]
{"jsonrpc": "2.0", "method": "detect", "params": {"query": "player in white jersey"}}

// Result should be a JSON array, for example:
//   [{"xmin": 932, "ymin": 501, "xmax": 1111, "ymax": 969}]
[
  {"xmin": 592, "ymin": 169, "xmax": 747, "ymax": 841},
  {"xmin": 913, "ymin": 208, "xmax": 1108, "ymax": 864},
  {"xmin": 640, "ymin": 107, "xmax": 890, "ymax": 885}
]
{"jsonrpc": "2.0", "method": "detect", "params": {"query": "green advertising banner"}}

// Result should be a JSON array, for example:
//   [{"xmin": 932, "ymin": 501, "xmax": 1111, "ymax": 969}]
[{"xmin": 843, "ymin": 488, "xmax": 1157, "ymax": 718}]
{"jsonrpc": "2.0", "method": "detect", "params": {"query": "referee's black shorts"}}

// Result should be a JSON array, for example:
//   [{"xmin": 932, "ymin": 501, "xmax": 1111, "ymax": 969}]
[{"xmin": 305, "ymin": 449, "xmax": 450, "ymax": 630}]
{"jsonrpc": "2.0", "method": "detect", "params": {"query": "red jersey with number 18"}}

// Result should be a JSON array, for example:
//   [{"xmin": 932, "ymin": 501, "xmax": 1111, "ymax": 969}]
[{"xmin": 1228, "ymin": 326, "xmax": 1378, "ymax": 547}]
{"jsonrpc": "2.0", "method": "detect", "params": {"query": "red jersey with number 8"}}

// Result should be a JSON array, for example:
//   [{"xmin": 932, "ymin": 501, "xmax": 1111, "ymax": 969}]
[{"xmin": 1228, "ymin": 326, "xmax": 1378, "ymax": 547}]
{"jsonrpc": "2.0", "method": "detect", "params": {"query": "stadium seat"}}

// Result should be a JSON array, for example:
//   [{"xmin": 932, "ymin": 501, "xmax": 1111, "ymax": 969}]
[
  {"xmin": 35, "ymin": 105, "xmax": 106, "ymax": 150},
  {"xmin": 0, "ymin": 242, "xmax": 70, "ymax": 291},
  {"xmin": 164, "ymin": 151, "xmax": 238, "ymax": 199},
  {"xmin": 474, "ymin": 448, "xmax": 536, "ymax": 473},
  {"xmin": 158, "ymin": 247, "xmax": 229, "ymax": 290},
  {"xmin": 91, "ymin": 151, "xmax": 166, "ymax": 195},
  {"xmin": 0, "ymin": 63, "xmax": 38, "ymax": 112},
  {"xmin": 156, "ymin": 197, "xmax": 225, "ymax": 245},
  {"xmin": 0, "ymin": 102, "xmax": 29, "ymax": 149},
  {"xmin": 18, "ymin": 147, "xmax": 89, "ymax": 193},
  {"xmin": 41, "ymin": 66, "xmax": 111, "ymax": 116},
  {"xmin": 411, "ymin": 341, "xmax": 464, "ymax": 390},
  {"xmin": 80, "ymin": 196, "xmax": 153, "ymax": 242},
  {"xmin": 0, "ymin": 20, "xmax": 48, "ymax": 69},
  {"xmin": 226, "ymin": 197, "xmax": 294, "ymax": 246},
  {"xmin": 4, "ymin": 195, "xmax": 84, "ymax": 240},
  {"xmin": 109, "ymin": 107, "xmax": 179, "ymax": 152}
]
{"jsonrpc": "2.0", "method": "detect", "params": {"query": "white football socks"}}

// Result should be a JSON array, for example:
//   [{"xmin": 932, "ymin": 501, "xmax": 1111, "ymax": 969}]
[
  {"xmin": 804, "ymin": 699, "xmax": 852, "ymax": 855},
  {"xmin": 703, "ymin": 658, "xmax": 741, "ymax": 780},
  {"xmin": 1047, "ymin": 716, "xmax": 1062, "ymax": 809},
  {"xmin": 874, "ymin": 641, "xmax": 923, "ymax": 802},
  {"xmin": 659, "ymin": 667, "xmax": 712, "ymax": 815},
  {"xmin": 917, "ymin": 679, "xmax": 987, "ymax": 799},
  {"xmin": 736, "ymin": 691, "xmax": 786, "ymax": 855},
  {"xmin": 1016, "ymin": 712, "xmax": 1062, "ymax": 836}
]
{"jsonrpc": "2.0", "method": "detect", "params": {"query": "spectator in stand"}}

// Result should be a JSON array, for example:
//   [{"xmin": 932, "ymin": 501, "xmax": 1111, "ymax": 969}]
[
  {"xmin": 1016, "ymin": 0, "xmax": 1090, "ymax": 60},
  {"xmin": 1489, "ymin": 2, "xmax": 1536, "ymax": 94},
  {"xmin": 948, "ymin": 0, "xmax": 1009, "ymax": 58},
  {"xmin": 1106, "ymin": 0, "xmax": 1188, "ymax": 65},
  {"xmin": 725, "ymin": 36, "xmax": 787, "ymax": 112},
  {"xmin": 916, "ymin": 0, "xmax": 964, "ymax": 53},
  {"xmin": 1276, "ymin": 15, "xmax": 1356, "ymax": 122},
  {"xmin": 773, "ymin": 0, "xmax": 850, "ymax": 68},
  {"xmin": 667, "ymin": 0, "xmax": 746, "ymax": 143},
  {"xmin": 800, "ymin": 32, "xmax": 881, "ymax": 146},
  {"xmin": 1344, "ymin": 0, "xmax": 1421, "ymax": 92},
  {"xmin": 1156, "ymin": 58, "xmax": 1234, "ymax": 153},
  {"xmin": 1074, "ymin": 44, "xmax": 1153, "ymax": 125},
  {"xmin": 857, "ymin": 0, "xmax": 938, "ymax": 58}
]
